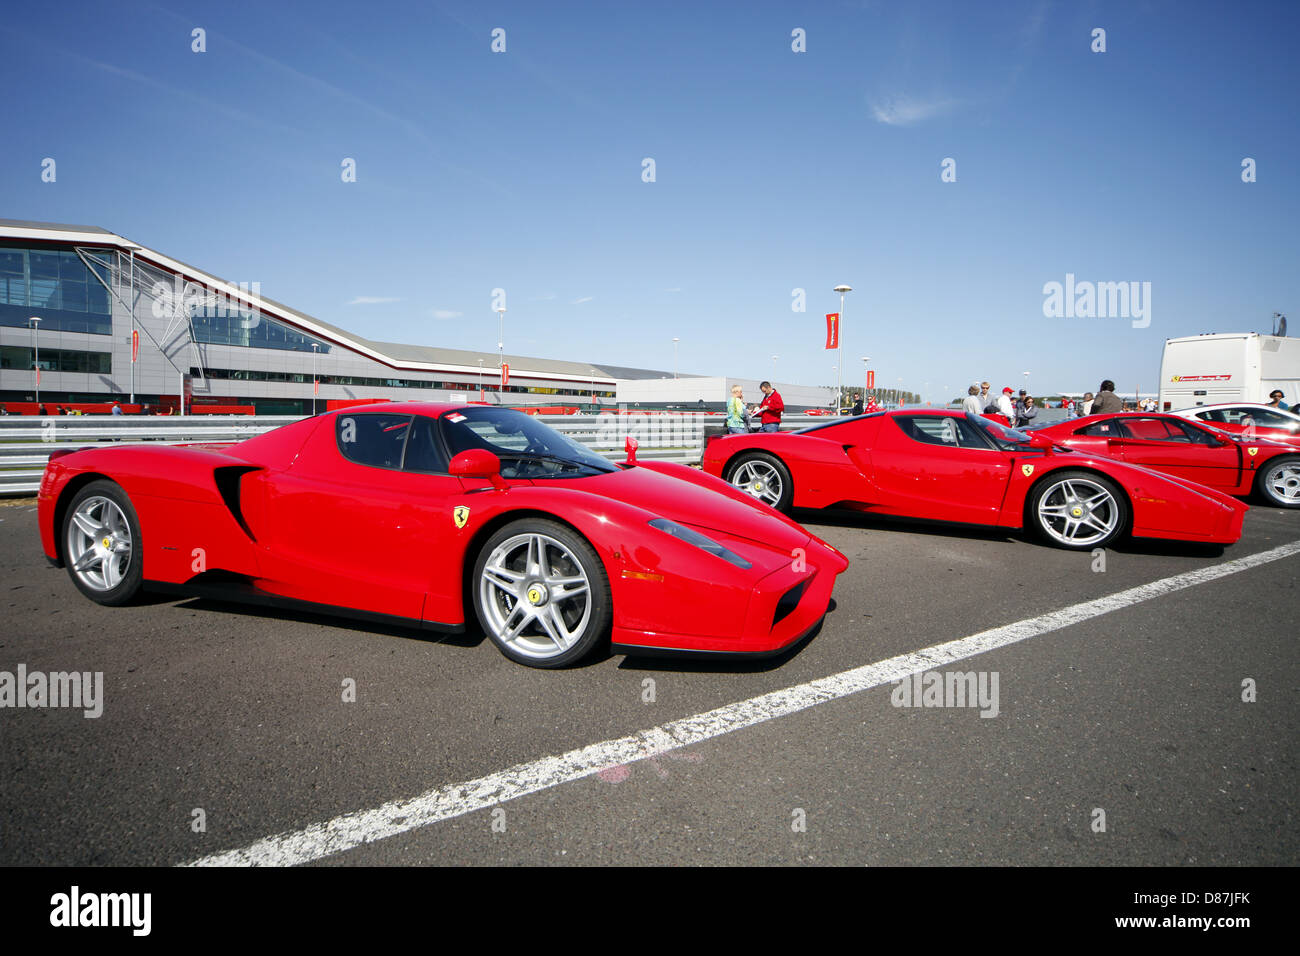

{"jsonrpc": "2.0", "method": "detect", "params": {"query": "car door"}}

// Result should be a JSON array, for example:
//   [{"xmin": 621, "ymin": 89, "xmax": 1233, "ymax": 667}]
[
  {"xmin": 871, "ymin": 414, "xmax": 1012, "ymax": 524},
  {"xmin": 260, "ymin": 412, "xmax": 462, "ymax": 621},
  {"xmin": 1105, "ymin": 416, "xmax": 1242, "ymax": 490}
]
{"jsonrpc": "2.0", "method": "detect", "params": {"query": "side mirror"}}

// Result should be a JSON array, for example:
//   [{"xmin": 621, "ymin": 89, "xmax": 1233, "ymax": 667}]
[
  {"xmin": 450, "ymin": 449, "xmax": 508, "ymax": 489},
  {"xmin": 1026, "ymin": 431, "xmax": 1054, "ymax": 449},
  {"xmin": 624, "ymin": 435, "xmax": 639, "ymax": 465}
]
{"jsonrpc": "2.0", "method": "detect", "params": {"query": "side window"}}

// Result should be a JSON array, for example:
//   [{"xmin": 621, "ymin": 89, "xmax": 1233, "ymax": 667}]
[
  {"xmin": 1171, "ymin": 420, "xmax": 1221, "ymax": 445},
  {"xmin": 335, "ymin": 414, "xmax": 412, "ymax": 469},
  {"xmin": 1079, "ymin": 420, "xmax": 1127, "ymax": 438},
  {"xmin": 1198, "ymin": 410, "xmax": 1228, "ymax": 423},
  {"xmin": 1125, "ymin": 418, "xmax": 1189, "ymax": 442},
  {"xmin": 402, "ymin": 416, "xmax": 450, "ymax": 474},
  {"xmin": 896, "ymin": 415, "xmax": 988, "ymax": 449}
]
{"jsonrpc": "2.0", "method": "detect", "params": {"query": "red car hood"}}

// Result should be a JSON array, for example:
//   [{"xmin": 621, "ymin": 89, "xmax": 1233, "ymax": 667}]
[{"xmin": 571, "ymin": 465, "xmax": 811, "ymax": 553}]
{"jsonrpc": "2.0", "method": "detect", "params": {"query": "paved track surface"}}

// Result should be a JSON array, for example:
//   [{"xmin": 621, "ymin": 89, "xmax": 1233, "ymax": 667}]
[{"xmin": 2, "ymin": 499, "xmax": 1296, "ymax": 865}]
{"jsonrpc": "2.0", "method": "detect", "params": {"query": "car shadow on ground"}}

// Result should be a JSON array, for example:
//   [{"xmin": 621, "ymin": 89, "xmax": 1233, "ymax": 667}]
[
  {"xmin": 167, "ymin": 596, "xmax": 487, "ymax": 649},
  {"xmin": 793, "ymin": 507, "xmax": 1227, "ymax": 558}
]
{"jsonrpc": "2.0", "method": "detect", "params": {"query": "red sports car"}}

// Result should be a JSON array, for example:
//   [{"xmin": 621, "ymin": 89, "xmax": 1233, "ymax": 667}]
[
  {"xmin": 701, "ymin": 410, "xmax": 1248, "ymax": 550},
  {"xmin": 1032, "ymin": 412, "xmax": 1300, "ymax": 508},
  {"xmin": 38, "ymin": 404, "xmax": 847, "ymax": 667}
]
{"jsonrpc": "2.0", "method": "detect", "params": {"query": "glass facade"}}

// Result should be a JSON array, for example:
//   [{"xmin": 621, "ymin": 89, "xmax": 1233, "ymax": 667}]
[
  {"xmin": 0, "ymin": 246, "xmax": 113, "ymax": 334},
  {"xmin": 189, "ymin": 309, "xmax": 331, "ymax": 354},
  {"xmin": 1, "ymin": 345, "xmax": 112, "ymax": 373},
  {"xmin": 192, "ymin": 365, "xmax": 614, "ymax": 398}
]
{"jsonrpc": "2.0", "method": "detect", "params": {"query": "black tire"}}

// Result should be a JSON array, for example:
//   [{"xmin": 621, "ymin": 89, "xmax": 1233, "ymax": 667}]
[
  {"xmin": 471, "ymin": 518, "xmax": 611, "ymax": 668},
  {"xmin": 1026, "ymin": 469, "xmax": 1128, "ymax": 550},
  {"xmin": 61, "ymin": 479, "xmax": 144, "ymax": 606},
  {"xmin": 725, "ymin": 452, "xmax": 794, "ymax": 513},
  {"xmin": 1254, "ymin": 455, "xmax": 1300, "ymax": 508}
]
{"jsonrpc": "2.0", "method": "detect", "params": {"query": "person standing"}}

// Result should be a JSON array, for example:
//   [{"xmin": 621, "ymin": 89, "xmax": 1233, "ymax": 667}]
[
  {"xmin": 1016, "ymin": 395, "xmax": 1038, "ymax": 428},
  {"xmin": 962, "ymin": 384, "xmax": 983, "ymax": 416},
  {"xmin": 995, "ymin": 387, "xmax": 1016, "ymax": 422},
  {"xmin": 1266, "ymin": 390, "xmax": 1290, "ymax": 411},
  {"xmin": 111, "ymin": 402, "xmax": 124, "ymax": 416},
  {"xmin": 1092, "ymin": 380, "xmax": 1123, "ymax": 415},
  {"xmin": 726, "ymin": 384, "xmax": 747, "ymax": 434},
  {"xmin": 850, "ymin": 393, "xmax": 863, "ymax": 416},
  {"xmin": 752, "ymin": 381, "xmax": 784, "ymax": 433},
  {"xmin": 978, "ymin": 381, "xmax": 992, "ymax": 410}
]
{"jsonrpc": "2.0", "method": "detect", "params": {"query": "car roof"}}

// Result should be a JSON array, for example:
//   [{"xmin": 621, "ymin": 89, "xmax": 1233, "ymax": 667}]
[{"xmin": 321, "ymin": 401, "xmax": 482, "ymax": 418}]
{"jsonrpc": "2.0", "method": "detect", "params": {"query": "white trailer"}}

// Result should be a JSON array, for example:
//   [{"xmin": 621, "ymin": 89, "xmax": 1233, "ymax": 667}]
[{"xmin": 1159, "ymin": 333, "xmax": 1300, "ymax": 410}]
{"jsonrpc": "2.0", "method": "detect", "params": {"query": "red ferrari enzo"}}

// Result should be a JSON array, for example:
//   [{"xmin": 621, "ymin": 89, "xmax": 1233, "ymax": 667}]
[
  {"xmin": 701, "ymin": 410, "xmax": 1248, "ymax": 550},
  {"xmin": 38, "ymin": 404, "xmax": 847, "ymax": 667},
  {"xmin": 1032, "ymin": 412, "xmax": 1300, "ymax": 508}
]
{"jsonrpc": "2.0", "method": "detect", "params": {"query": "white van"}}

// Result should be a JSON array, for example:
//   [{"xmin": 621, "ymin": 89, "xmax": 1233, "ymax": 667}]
[{"xmin": 1159, "ymin": 333, "xmax": 1300, "ymax": 410}]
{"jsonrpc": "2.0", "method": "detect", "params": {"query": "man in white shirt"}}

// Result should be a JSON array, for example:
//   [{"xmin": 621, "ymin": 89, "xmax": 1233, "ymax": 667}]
[{"xmin": 995, "ymin": 387, "xmax": 1016, "ymax": 421}]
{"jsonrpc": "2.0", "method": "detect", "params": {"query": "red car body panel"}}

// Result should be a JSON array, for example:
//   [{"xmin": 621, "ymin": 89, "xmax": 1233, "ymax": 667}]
[
  {"xmin": 1033, "ymin": 413, "xmax": 1296, "ymax": 497},
  {"xmin": 38, "ymin": 404, "xmax": 848, "ymax": 658},
  {"xmin": 701, "ymin": 410, "xmax": 1247, "ymax": 545}
]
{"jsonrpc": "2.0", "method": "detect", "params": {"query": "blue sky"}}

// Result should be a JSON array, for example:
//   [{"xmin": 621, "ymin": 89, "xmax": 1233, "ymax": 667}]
[{"xmin": 2, "ymin": 0, "xmax": 1297, "ymax": 400}]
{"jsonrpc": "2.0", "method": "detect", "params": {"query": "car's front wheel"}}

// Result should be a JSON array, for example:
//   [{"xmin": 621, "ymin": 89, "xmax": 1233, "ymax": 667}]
[
  {"xmin": 1256, "ymin": 455, "xmax": 1300, "ymax": 508},
  {"xmin": 62, "ymin": 479, "xmax": 144, "ymax": 605},
  {"xmin": 472, "ymin": 518, "xmax": 611, "ymax": 668},
  {"xmin": 726, "ymin": 452, "xmax": 793, "ymax": 512},
  {"xmin": 1027, "ymin": 471, "xmax": 1127, "ymax": 550}
]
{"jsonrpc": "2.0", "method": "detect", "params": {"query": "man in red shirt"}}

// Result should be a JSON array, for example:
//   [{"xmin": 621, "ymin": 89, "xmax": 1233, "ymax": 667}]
[{"xmin": 752, "ymin": 381, "xmax": 785, "ymax": 432}]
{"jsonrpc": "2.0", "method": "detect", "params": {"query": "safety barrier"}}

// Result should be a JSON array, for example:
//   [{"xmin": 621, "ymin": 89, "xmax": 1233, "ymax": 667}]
[{"xmin": 0, "ymin": 412, "xmax": 826, "ymax": 495}]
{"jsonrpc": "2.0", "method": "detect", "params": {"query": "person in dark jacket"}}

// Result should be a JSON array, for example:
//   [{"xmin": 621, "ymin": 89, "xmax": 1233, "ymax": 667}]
[
  {"xmin": 850, "ymin": 393, "xmax": 863, "ymax": 416},
  {"xmin": 1091, "ymin": 380, "xmax": 1123, "ymax": 415},
  {"xmin": 1015, "ymin": 395, "xmax": 1039, "ymax": 428}
]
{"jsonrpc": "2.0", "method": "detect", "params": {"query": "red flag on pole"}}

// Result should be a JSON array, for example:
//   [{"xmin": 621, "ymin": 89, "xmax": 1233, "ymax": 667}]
[
  {"xmin": 825, "ymin": 313, "xmax": 840, "ymax": 350},
  {"xmin": 866, "ymin": 370, "xmax": 875, "ymax": 389},
  {"xmin": 313, "ymin": 378, "xmax": 319, "ymax": 396},
  {"xmin": 501, "ymin": 363, "xmax": 510, "ymax": 387},
  {"xmin": 131, "ymin": 329, "xmax": 139, "ymax": 363}
]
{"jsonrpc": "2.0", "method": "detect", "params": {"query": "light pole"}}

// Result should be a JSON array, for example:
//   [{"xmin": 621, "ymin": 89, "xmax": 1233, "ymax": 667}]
[
  {"xmin": 672, "ymin": 337, "xmax": 680, "ymax": 380},
  {"xmin": 897, "ymin": 376, "xmax": 903, "ymax": 408},
  {"xmin": 311, "ymin": 343, "xmax": 319, "ymax": 415},
  {"xmin": 478, "ymin": 359, "xmax": 484, "ymax": 400},
  {"xmin": 496, "ymin": 306, "xmax": 506, "ymax": 382},
  {"xmin": 831, "ymin": 365, "xmax": 838, "ymax": 410},
  {"xmin": 591, "ymin": 368, "xmax": 599, "ymax": 406},
  {"xmin": 1024, "ymin": 371, "xmax": 1031, "ymax": 394},
  {"xmin": 833, "ymin": 284, "xmax": 852, "ymax": 414},
  {"xmin": 29, "ymin": 316, "xmax": 41, "ymax": 410}
]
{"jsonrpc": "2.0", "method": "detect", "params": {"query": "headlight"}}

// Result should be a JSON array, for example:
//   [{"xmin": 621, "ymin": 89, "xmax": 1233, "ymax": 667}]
[{"xmin": 648, "ymin": 518, "xmax": 752, "ymax": 569}]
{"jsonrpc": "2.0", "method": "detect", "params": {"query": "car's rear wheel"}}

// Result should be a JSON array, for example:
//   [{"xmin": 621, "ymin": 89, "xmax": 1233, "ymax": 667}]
[
  {"xmin": 472, "ymin": 518, "xmax": 611, "ymax": 668},
  {"xmin": 62, "ymin": 479, "xmax": 143, "ymax": 605},
  {"xmin": 726, "ymin": 452, "xmax": 793, "ymax": 512},
  {"xmin": 1256, "ymin": 455, "xmax": 1300, "ymax": 508},
  {"xmin": 1027, "ymin": 471, "xmax": 1127, "ymax": 550}
]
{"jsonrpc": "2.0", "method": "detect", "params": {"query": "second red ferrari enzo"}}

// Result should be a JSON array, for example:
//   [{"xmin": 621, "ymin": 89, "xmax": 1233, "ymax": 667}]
[
  {"xmin": 38, "ymin": 404, "xmax": 847, "ymax": 667},
  {"xmin": 702, "ymin": 410, "xmax": 1248, "ymax": 549}
]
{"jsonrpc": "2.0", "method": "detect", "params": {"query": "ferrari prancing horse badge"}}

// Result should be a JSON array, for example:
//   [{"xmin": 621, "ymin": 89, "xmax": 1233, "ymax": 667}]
[
  {"xmin": 1021, "ymin": 464, "xmax": 1034, "ymax": 477},
  {"xmin": 453, "ymin": 506, "xmax": 470, "ymax": 528}
]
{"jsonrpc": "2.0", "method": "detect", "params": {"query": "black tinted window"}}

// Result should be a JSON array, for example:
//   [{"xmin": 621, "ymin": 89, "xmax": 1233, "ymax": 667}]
[
  {"xmin": 402, "ymin": 416, "xmax": 449, "ymax": 473},
  {"xmin": 335, "ymin": 414, "xmax": 412, "ymax": 469}
]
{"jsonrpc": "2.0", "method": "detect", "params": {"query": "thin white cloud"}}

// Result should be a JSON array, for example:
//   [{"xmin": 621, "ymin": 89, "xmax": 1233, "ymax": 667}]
[
  {"xmin": 347, "ymin": 296, "xmax": 401, "ymax": 306},
  {"xmin": 432, "ymin": 309, "xmax": 463, "ymax": 319},
  {"xmin": 664, "ymin": 287, "xmax": 682, "ymax": 293},
  {"xmin": 572, "ymin": 296, "xmax": 594, "ymax": 305},
  {"xmin": 869, "ymin": 93, "xmax": 960, "ymax": 126}
]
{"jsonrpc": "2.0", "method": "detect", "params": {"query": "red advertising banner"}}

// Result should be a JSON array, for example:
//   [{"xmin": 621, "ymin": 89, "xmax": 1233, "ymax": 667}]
[
  {"xmin": 501, "ymin": 363, "xmax": 510, "ymax": 387},
  {"xmin": 866, "ymin": 369, "xmax": 875, "ymax": 389},
  {"xmin": 132, "ymin": 329, "xmax": 139, "ymax": 362},
  {"xmin": 313, "ymin": 378, "xmax": 319, "ymax": 396},
  {"xmin": 825, "ymin": 313, "xmax": 840, "ymax": 350}
]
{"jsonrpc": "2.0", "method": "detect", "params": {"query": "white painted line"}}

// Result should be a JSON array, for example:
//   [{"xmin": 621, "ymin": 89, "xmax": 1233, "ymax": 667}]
[{"xmin": 185, "ymin": 539, "xmax": 1300, "ymax": 867}]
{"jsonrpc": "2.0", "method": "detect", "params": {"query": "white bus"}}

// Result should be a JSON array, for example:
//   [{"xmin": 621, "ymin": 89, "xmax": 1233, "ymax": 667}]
[{"xmin": 1158, "ymin": 333, "xmax": 1300, "ymax": 410}]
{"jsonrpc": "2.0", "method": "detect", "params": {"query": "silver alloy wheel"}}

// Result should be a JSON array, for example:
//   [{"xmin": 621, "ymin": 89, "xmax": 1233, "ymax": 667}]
[
  {"xmin": 1263, "ymin": 460, "xmax": 1300, "ymax": 503},
  {"xmin": 731, "ymin": 458, "xmax": 783, "ymax": 508},
  {"xmin": 66, "ymin": 495, "xmax": 133, "ymax": 592},
  {"xmin": 478, "ymin": 532, "xmax": 593, "ymax": 661},
  {"xmin": 1035, "ymin": 477, "xmax": 1120, "ymax": 547}
]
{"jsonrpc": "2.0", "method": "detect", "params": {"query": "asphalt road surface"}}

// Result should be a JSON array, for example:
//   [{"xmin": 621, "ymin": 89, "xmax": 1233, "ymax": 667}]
[{"xmin": 2, "ymin": 497, "xmax": 1296, "ymax": 866}]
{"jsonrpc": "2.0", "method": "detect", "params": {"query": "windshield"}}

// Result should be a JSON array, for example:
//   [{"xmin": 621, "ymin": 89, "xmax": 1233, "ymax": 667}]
[
  {"xmin": 440, "ymin": 407, "xmax": 618, "ymax": 478},
  {"xmin": 965, "ymin": 410, "xmax": 1039, "ymax": 450}
]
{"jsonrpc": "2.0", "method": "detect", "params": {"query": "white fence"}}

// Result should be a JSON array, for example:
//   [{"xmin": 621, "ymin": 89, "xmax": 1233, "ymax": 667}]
[{"xmin": 0, "ymin": 412, "xmax": 824, "ymax": 496}]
